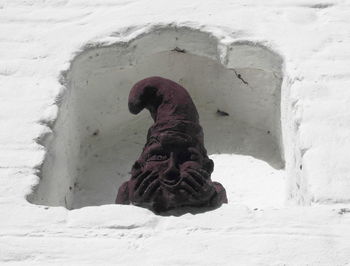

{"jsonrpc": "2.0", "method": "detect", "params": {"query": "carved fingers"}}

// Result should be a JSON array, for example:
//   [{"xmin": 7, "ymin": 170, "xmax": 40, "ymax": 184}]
[
  {"xmin": 181, "ymin": 168, "xmax": 215, "ymax": 201},
  {"xmin": 131, "ymin": 171, "xmax": 161, "ymax": 202}
]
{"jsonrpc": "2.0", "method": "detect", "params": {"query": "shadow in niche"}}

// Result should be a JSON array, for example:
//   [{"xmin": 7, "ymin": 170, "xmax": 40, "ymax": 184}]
[{"xmin": 27, "ymin": 26, "xmax": 285, "ymax": 210}]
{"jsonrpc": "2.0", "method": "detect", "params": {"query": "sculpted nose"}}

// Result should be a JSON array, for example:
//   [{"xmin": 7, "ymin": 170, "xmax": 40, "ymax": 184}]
[{"xmin": 163, "ymin": 152, "xmax": 181, "ymax": 186}]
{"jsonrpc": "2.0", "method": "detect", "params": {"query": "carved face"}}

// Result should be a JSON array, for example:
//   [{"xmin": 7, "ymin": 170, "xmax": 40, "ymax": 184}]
[
  {"xmin": 130, "ymin": 132, "xmax": 215, "ymax": 209},
  {"xmin": 121, "ymin": 131, "xmax": 220, "ymax": 212}
]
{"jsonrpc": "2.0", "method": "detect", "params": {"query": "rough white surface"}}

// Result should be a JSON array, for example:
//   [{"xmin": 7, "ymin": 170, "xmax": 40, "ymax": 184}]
[{"xmin": 1, "ymin": 0, "xmax": 350, "ymax": 264}]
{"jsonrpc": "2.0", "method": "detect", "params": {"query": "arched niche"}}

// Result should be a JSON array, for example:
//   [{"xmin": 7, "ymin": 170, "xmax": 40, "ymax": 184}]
[{"xmin": 28, "ymin": 27, "xmax": 284, "ymax": 209}]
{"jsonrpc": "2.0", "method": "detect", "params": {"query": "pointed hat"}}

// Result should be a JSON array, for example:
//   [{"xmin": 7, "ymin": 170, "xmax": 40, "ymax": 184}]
[{"xmin": 128, "ymin": 76, "xmax": 204, "ymax": 146}]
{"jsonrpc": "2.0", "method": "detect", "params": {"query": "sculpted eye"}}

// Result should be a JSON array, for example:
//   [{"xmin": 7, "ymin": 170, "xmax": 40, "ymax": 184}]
[
  {"xmin": 190, "ymin": 154, "xmax": 199, "ymax": 161},
  {"xmin": 178, "ymin": 152, "xmax": 199, "ymax": 162},
  {"xmin": 147, "ymin": 154, "xmax": 168, "ymax": 162}
]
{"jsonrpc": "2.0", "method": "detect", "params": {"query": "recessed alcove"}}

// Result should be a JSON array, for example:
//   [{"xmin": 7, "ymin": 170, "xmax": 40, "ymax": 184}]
[{"xmin": 28, "ymin": 27, "xmax": 285, "ymax": 209}]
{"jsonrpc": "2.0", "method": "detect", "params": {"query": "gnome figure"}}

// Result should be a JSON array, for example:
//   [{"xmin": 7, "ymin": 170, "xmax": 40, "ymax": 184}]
[{"xmin": 116, "ymin": 76, "xmax": 227, "ymax": 213}]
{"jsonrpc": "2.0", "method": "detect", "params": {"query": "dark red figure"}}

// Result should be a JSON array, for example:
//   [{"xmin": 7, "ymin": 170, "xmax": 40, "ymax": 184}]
[{"xmin": 116, "ymin": 77, "xmax": 227, "ymax": 213}]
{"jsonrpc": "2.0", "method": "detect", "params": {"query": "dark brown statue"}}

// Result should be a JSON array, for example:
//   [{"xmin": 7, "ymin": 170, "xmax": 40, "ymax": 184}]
[{"xmin": 116, "ymin": 77, "xmax": 227, "ymax": 212}]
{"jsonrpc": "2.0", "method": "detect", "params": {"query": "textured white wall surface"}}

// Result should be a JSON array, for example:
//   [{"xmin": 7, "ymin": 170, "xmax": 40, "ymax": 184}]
[{"xmin": 1, "ymin": 0, "xmax": 350, "ymax": 264}]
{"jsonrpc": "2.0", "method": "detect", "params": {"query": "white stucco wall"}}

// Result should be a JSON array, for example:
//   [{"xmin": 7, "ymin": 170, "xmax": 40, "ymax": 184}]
[{"xmin": 1, "ymin": 0, "xmax": 350, "ymax": 264}]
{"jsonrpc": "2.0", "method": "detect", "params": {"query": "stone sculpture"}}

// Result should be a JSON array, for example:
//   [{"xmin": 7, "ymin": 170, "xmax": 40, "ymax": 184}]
[{"xmin": 116, "ymin": 77, "xmax": 227, "ymax": 212}]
